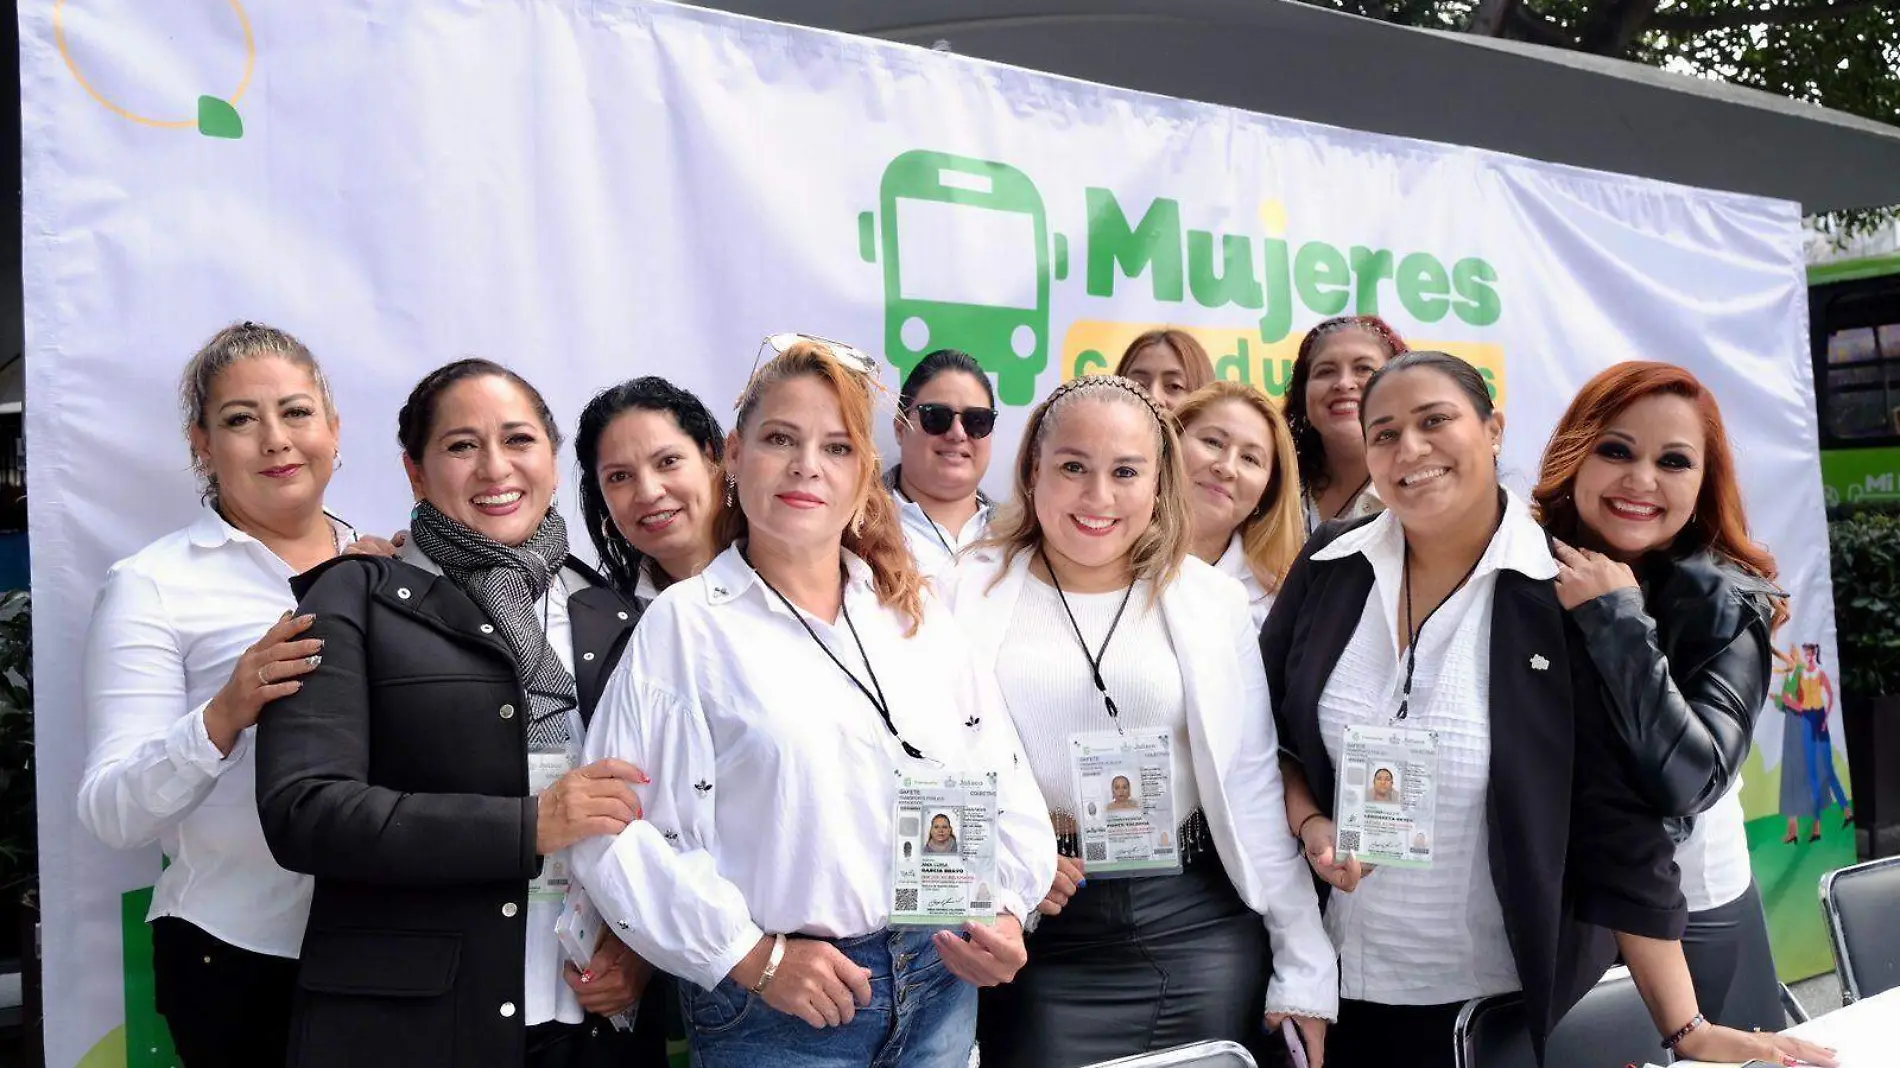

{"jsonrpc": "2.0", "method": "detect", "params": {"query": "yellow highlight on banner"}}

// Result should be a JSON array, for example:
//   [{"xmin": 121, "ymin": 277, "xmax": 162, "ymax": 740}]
[{"xmin": 1061, "ymin": 321, "xmax": 1507, "ymax": 411}]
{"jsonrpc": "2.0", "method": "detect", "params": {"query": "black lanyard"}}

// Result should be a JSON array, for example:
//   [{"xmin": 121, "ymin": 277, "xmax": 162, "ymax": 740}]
[
  {"xmin": 744, "ymin": 550, "xmax": 924, "ymax": 761},
  {"xmin": 1332, "ymin": 475, "xmax": 1374, "ymax": 520},
  {"xmin": 893, "ymin": 481, "xmax": 957, "ymax": 558},
  {"xmin": 1040, "ymin": 549, "xmax": 1136, "ymax": 723},
  {"xmin": 1396, "ymin": 513, "xmax": 1502, "ymax": 720}
]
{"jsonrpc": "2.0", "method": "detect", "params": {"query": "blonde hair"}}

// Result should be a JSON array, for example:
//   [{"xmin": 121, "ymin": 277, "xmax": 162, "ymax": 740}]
[
  {"xmin": 981, "ymin": 375, "xmax": 1191, "ymax": 592},
  {"xmin": 718, "ymin": 340, "xmax": 926, "ymax": 632},
  {"xmin": 1172, "ymin": 381, "xmax": 1305, "ymax": 592}
]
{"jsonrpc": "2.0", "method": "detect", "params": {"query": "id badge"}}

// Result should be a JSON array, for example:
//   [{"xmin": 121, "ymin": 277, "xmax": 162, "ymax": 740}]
[
  {"xmin": 889, "ymin": 770, "xmax": 1000, "ymax": 928},
  {"xmin": 528, "ymin": 747, "xmax": 580, "ymax": 903},
  {"xmin": 1068, "ymin": 728, "xmax": 1181, "ymax": 879},
  {"xmin": 1334, "ymin": 723, "xmax": 1438, "ymax": 870}
]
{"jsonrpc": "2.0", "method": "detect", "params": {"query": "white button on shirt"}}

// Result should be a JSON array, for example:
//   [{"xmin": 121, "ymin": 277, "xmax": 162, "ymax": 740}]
[
  {"xmin": 399, "ymin": 541, "xmax": 582, "ymax": 1028},
  {"xmin": 79, "ymin": 509, "xmax": 354, "ymax": 959},
  {"xmin": 1309, "ymin": 492, "xmax": 1554, "ymax": 1005},
  {"xmin": 572, "ymin": 545, "xmax": 1056, "ymax": 992}
]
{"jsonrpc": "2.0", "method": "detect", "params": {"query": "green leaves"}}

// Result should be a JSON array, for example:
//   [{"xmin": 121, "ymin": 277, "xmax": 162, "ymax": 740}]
[
  {"xmin": 197, "ymin": 95, "xmax": 244, "ymax": 140},
  {"xmin": 1829, "ymin": 507, "xmax": 1900, "ymax": 695}
]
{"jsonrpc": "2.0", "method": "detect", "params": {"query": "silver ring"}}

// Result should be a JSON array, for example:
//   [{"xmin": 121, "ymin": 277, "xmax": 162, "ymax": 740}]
[{"xmin": 257, "ymin": 666, "xmax": 270, "ymax": 687}]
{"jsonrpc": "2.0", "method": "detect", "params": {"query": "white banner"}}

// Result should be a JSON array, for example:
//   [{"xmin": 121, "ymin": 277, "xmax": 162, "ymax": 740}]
[{"xmin": 21, "ymin": 1, "xmax": 1831, "ymax": 1063}]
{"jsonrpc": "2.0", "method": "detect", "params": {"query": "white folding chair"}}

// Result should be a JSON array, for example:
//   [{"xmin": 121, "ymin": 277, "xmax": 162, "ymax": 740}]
[{"xmin": 1080, "ymin": 1040, "xmax": 1258, "ymax": 1068}]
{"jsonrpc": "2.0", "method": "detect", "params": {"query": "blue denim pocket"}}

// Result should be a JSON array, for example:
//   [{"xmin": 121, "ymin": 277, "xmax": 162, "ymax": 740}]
[{"xmin": 680, "ymin": 978, "xmax": 757, "ymax": 1036}]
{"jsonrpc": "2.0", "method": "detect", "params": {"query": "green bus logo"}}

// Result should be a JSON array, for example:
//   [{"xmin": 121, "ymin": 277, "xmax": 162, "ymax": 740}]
[{"xmin": 859, "ymin": 150, "xmax": 1069, "ymax": 404}]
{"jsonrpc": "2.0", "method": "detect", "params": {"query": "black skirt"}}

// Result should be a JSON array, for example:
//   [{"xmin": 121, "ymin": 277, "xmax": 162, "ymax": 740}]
[{"xmin": 977, "ymin": 848, "xmax": 1270, "ymax": 1068}]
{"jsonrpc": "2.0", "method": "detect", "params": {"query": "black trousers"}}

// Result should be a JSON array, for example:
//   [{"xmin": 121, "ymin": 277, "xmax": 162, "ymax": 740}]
[
  {"xmin": 523, "ymin": 975, "xmax": 674, "ymax": 1068},
  {"xmin": 1324, "ymin": 998, "xmax": 1465, "ymax": 1068},
  {"xmin": 150, "ymin": 917, "xmax": 297, "ymax": 1068},
  {"xmin": 977, "ymin": 854, "xmax": 1270, "ymax": 1068},
  {"xmin": 1683, "ymin": 880, "xmax": 1785, "ymax": 1033}
]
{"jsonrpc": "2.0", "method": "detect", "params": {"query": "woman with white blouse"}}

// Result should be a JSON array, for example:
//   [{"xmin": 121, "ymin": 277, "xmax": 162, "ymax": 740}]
[
  {"xmin": 886, "ymin": 349, "xmax": 995, "ymax": 575},
  {"xmin": 79, "ymin": 322, "xmax": 351, "ymax": 1066},
  {"xmin": 1266, "ymin": 351, "xmax": 1833, "ymax": 1068},
  {"xmin": 948, "ymin": 374, "xmax": 1336, "ymax": 1068},
  {"xmin": 1286, "ymin": 316, "xmax": 1408, "ymax": 532},
  {"xmin": 573, "ymin": 336, "xmax": 1055, "ymax": 1068},
  {"xmin": 1173, "ymin": 381, "xmax": 1306, "ymax": 630}
]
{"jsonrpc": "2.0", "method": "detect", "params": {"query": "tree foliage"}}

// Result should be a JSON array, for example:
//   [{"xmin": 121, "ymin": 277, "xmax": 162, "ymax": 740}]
[{"xmin": 1311, "ymin": 0, "xmax": 1900, "ymax": 238}]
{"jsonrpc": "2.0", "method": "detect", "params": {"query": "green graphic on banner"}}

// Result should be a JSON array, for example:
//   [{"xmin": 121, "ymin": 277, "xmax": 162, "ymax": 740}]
[
  {"xmin": 119, "ymin": 886, "xmax": 178, "ymax": 1068},
  {"xmin": 859, "ymin": 151, "xmax": 1066, "ymax": 405},
  {"xmin": 1820, "ymin": 446, "xmax": 1900, "ymax": 507}
]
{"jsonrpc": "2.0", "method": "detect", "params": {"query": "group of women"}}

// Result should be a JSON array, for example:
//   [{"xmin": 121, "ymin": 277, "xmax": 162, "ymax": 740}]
[{"xmin": 76, "ymin": 316, "xmax": 1837, "ymax": 1068}]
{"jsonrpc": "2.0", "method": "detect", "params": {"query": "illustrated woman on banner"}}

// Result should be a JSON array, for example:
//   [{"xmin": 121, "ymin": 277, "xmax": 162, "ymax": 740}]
[
  {"xmin": 1174, "ymin": 381, "xmax": 1307, "ymax": 630},
  {"xmin": 257, "ymin": 359, "xmax": 650, "ymax": 1068},
  {"xmin": 1535, "ymin": 360, "xmax": 1792, "ymax": 1033},
  {"xmin": 1775, "ymin": 642, "xmax": 1852, "ymax": 843},
  {"xmin": 576, "ymin": 376, "xmax": 729, "ymax": 605},
  {"xmin": 1267, "ymin": 351, "xmax": 1834, "ymax": 1068},
  {"xmin": 946, "ymin": 374, "xmax": 1336, "ymax": 1068},
  {"xmin": 80, "ymin": 323, "xmax": 364, "ymax": 1066},
  {"xmin": 1285, "ymin": 316, "xmax": 1410, "ymax": 533},
  {"xmin": 886, "ymin": 349, "xmax": 997, "ymax": 575},
  {"xmin": 572, "ymin": 336, "xmax": 1054, "ymax": 1068}
]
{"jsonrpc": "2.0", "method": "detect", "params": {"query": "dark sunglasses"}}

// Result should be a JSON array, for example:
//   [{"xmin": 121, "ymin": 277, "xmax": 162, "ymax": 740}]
[{"xmin": 910, "ymin": 402, "xmax": 997, "ymax": 439}]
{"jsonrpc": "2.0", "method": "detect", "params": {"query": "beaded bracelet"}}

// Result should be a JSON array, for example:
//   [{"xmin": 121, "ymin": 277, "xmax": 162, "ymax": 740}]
[{"xmin": 1662, "ymin": 1012, "xmax": 1707, "ymax": 1050}]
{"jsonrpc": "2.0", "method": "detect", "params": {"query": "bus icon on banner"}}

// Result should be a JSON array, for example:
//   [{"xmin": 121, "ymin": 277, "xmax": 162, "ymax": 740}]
[{"xmin": 859, "ymin": 151, "xmax": 1069, "ymax": 405}]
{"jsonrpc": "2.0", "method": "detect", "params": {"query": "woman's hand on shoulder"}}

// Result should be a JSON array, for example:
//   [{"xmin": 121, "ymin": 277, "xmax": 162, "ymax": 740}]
[
  {"xmin": 935, "ymin": 914, "xmax": 1028, "ymax": 987},
  {"xmin": 341, "ymin": 530, "xmax": 407, "ymax": 558},
  {"xmin": 204, "ymin": 610, "xmax": 323, "ymax": 756},
  {"xmin": 1552, "ymin": 539, "xmax": 1639, "ymax": 611},
  {"xmin": 534, "ymin": 758, "xmax": 649, "ymax": 854}
]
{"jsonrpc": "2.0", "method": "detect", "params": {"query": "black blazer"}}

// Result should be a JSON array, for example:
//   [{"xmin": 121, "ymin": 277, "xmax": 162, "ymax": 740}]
[
  {"xmin": 1261, "ymin": 517, "xmax": 1686, "ymax": 1058},
  {"xmin": 256, "ymin": 553, "xmax": 639, "ymax": 1068},
  {"xmin": 1569, "ymin": 550, "xmax": 1780, "ymax": 833}
]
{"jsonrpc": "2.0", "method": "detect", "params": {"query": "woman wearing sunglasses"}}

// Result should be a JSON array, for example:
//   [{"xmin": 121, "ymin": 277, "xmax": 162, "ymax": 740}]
[{"xmin": 887, "ymin": 349, "xmax": 998, "ymax": 574}]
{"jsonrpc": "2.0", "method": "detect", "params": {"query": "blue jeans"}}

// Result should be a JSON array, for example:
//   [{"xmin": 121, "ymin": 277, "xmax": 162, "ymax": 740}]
[
  {"xmin": 1803, "ymin": 712, "xmax": 1850, "ymax": 815},
  {"xmin": 678, "ymin": 928, "xmax": 977, "ymax": 1068}
]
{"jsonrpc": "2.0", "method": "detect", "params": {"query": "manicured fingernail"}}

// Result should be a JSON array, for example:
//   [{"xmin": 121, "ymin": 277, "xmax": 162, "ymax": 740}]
[
  {"xmin": 1077, "ymin": 878, "xmax": 1087, "ymax": 888},
  {"xmin": 297, "ymin": 614, "xmax": 316, "ymax": 624},
  {"xmin": 280, "ymin": 610, "xmax": 294, "ymax": 620},
  {"xmin": 304, "ymin": 655, "xmax": 322, "ymax": 668},
  {"xmin": 580, "ymin": 971, "xmax": 593, "ymax": 983}
]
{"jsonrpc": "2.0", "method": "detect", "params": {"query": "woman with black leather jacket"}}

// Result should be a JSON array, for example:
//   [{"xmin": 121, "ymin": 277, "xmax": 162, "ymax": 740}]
[{"xmin": 1534, "ymin": 360, "xmax": 1787, "ymax": 1032}]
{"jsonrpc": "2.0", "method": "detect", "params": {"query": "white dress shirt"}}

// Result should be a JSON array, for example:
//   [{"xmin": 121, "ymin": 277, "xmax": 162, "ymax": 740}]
[
  {"xmin": 573, "ymin": 545, "xmax": 1056, "ymax": 992},
  {"xmin": 1304, "ymin": 481, "xmax": 1384, "ymax": 534},
  {"xmin": 889, "ymin": 473, "xmax": 991, "ymax": 576},
  {"xmin": 1309, "ymin": 491, "xmax": 1553, "ymax": 1005},
  {"xmin": 947, "ymin": 549, "xmax": 1340, "ymax": 1021},
  {"xmin": 399, "ymin": 541, "xmax": 583, "ymax": 1028},
  {"xmin": 79, "ymin": 508, "xmax": 353, "ymax": 959},
  {"xmin": 1213, "ymin": 533, "xmax": 1276, "ymax": 630}
]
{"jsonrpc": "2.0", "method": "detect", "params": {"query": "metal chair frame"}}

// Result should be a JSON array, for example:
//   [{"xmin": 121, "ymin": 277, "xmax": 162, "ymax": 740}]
[
  {"xmin": 1820, "ymin": 854, "xmax": 1900, "ymax": 1004},
  {"xmin": 1079, "ymin": 1040, "xmax": 1258, "ymax": 1068}
]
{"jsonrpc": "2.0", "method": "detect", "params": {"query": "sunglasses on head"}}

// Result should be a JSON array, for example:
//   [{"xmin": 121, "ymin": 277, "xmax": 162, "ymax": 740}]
[
  {"xmin": 909, "ymin": 402, "xmax": 997, "ymax": 439},
  {"xmin": 753, "ymin": 332, "xmax": 877, "ymax": 380}
]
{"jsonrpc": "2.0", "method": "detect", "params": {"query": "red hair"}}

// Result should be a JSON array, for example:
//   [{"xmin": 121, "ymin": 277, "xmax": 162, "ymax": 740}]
[{"xmin": 1533, "ymin": 361, "xmax": 1785, "ymax": 629}]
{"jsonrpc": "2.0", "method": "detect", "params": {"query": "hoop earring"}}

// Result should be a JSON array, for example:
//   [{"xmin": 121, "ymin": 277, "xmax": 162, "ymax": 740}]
[
  {"xmin": 334, "ymin": 449, "xmax": 343, "ymax": 471},
  {"xmin": 850, "ymin": 508, "xmax": 865, "ymax": 538}
]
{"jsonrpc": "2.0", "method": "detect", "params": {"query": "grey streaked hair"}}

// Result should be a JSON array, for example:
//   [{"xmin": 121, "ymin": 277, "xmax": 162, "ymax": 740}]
[{"xmin": 180, "ymin": 321, "xmax": 335, "ymax": 500}]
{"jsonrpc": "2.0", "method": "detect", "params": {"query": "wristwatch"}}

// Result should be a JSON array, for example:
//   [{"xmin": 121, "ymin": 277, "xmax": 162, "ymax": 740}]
[{"xmin": 750, "ymin": 933, "xmax": 787, "ymax": 995}]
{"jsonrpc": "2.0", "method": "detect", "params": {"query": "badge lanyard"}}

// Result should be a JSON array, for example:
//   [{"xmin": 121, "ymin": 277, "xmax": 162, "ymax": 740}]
[
  {"xmin": 1395, "ymin": 511, "xmax": 1502, "ymax": 720},
  {"xmin": 1040, "ymin": 549, "xmax": 1136, "ymax": 727},
  {"xmin": 893, "ymin": 482, "xmax": 957, "ymax": 559},
  {"xmin": 744, "ymin": 550, "xmax": 926, "ymax": 761}
]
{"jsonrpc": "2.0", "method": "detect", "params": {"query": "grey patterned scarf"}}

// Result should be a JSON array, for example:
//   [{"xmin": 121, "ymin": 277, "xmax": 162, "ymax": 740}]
[{"xmin": 409, "ymin": 500, "xmax": 578, "ymax": 749}]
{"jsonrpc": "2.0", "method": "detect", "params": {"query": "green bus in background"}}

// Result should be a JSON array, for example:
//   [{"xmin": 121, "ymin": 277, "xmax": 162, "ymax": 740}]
[{"xmin": 1812, "ymin": 250, "xmax": 1900, "ymax": 507}]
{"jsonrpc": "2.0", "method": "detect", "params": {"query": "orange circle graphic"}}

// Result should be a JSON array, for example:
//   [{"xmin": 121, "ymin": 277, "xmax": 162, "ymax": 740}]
[{"xmin": 54, "ymin": 0, "xmax": 255, "ymax": 128}]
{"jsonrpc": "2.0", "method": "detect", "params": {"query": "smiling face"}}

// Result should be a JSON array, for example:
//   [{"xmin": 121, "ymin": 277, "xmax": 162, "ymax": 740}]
[
  {"xmin": 929, "ymin": 815, "xmax": 954, "ymax": 843},
  {"xmin": 191, "ymin": 355, "xmax": 339, "ymax": 526},
  {"xmin": 728, "ymin": 374, "xmax": 861, "ymax": 559},
  {"xmin": 1362, "ymin": 366, "xmax": 1502, "ymax": 536},
  {"xmin": 596, "ymin": 408, "xmax": 720, "ymax": 578},
  {"xmin": 1180, "ymin": 398, "xmax": 1275, "ymax": 547},
  {"xmin": 896, "ymin": 369, "xmax": 993, "ymax": 502},
  {"xmin": 1123, "ymin": 343, "xmax": 1195, "ymax": 411},
  {"xmin": 1571, "ymin": 393, "xmax": 1705, "ymax": 562},
  {"xmin": 1032, "ymin": 394, "xmax": 1160, "ymax": 582},
  {"xmin": 404, "ymin": 375, "xmax": 559, "ymax": 546},
  {"xmin": 1304, "ymin": 329, "xmax": 1392, "ymax": 463}
]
